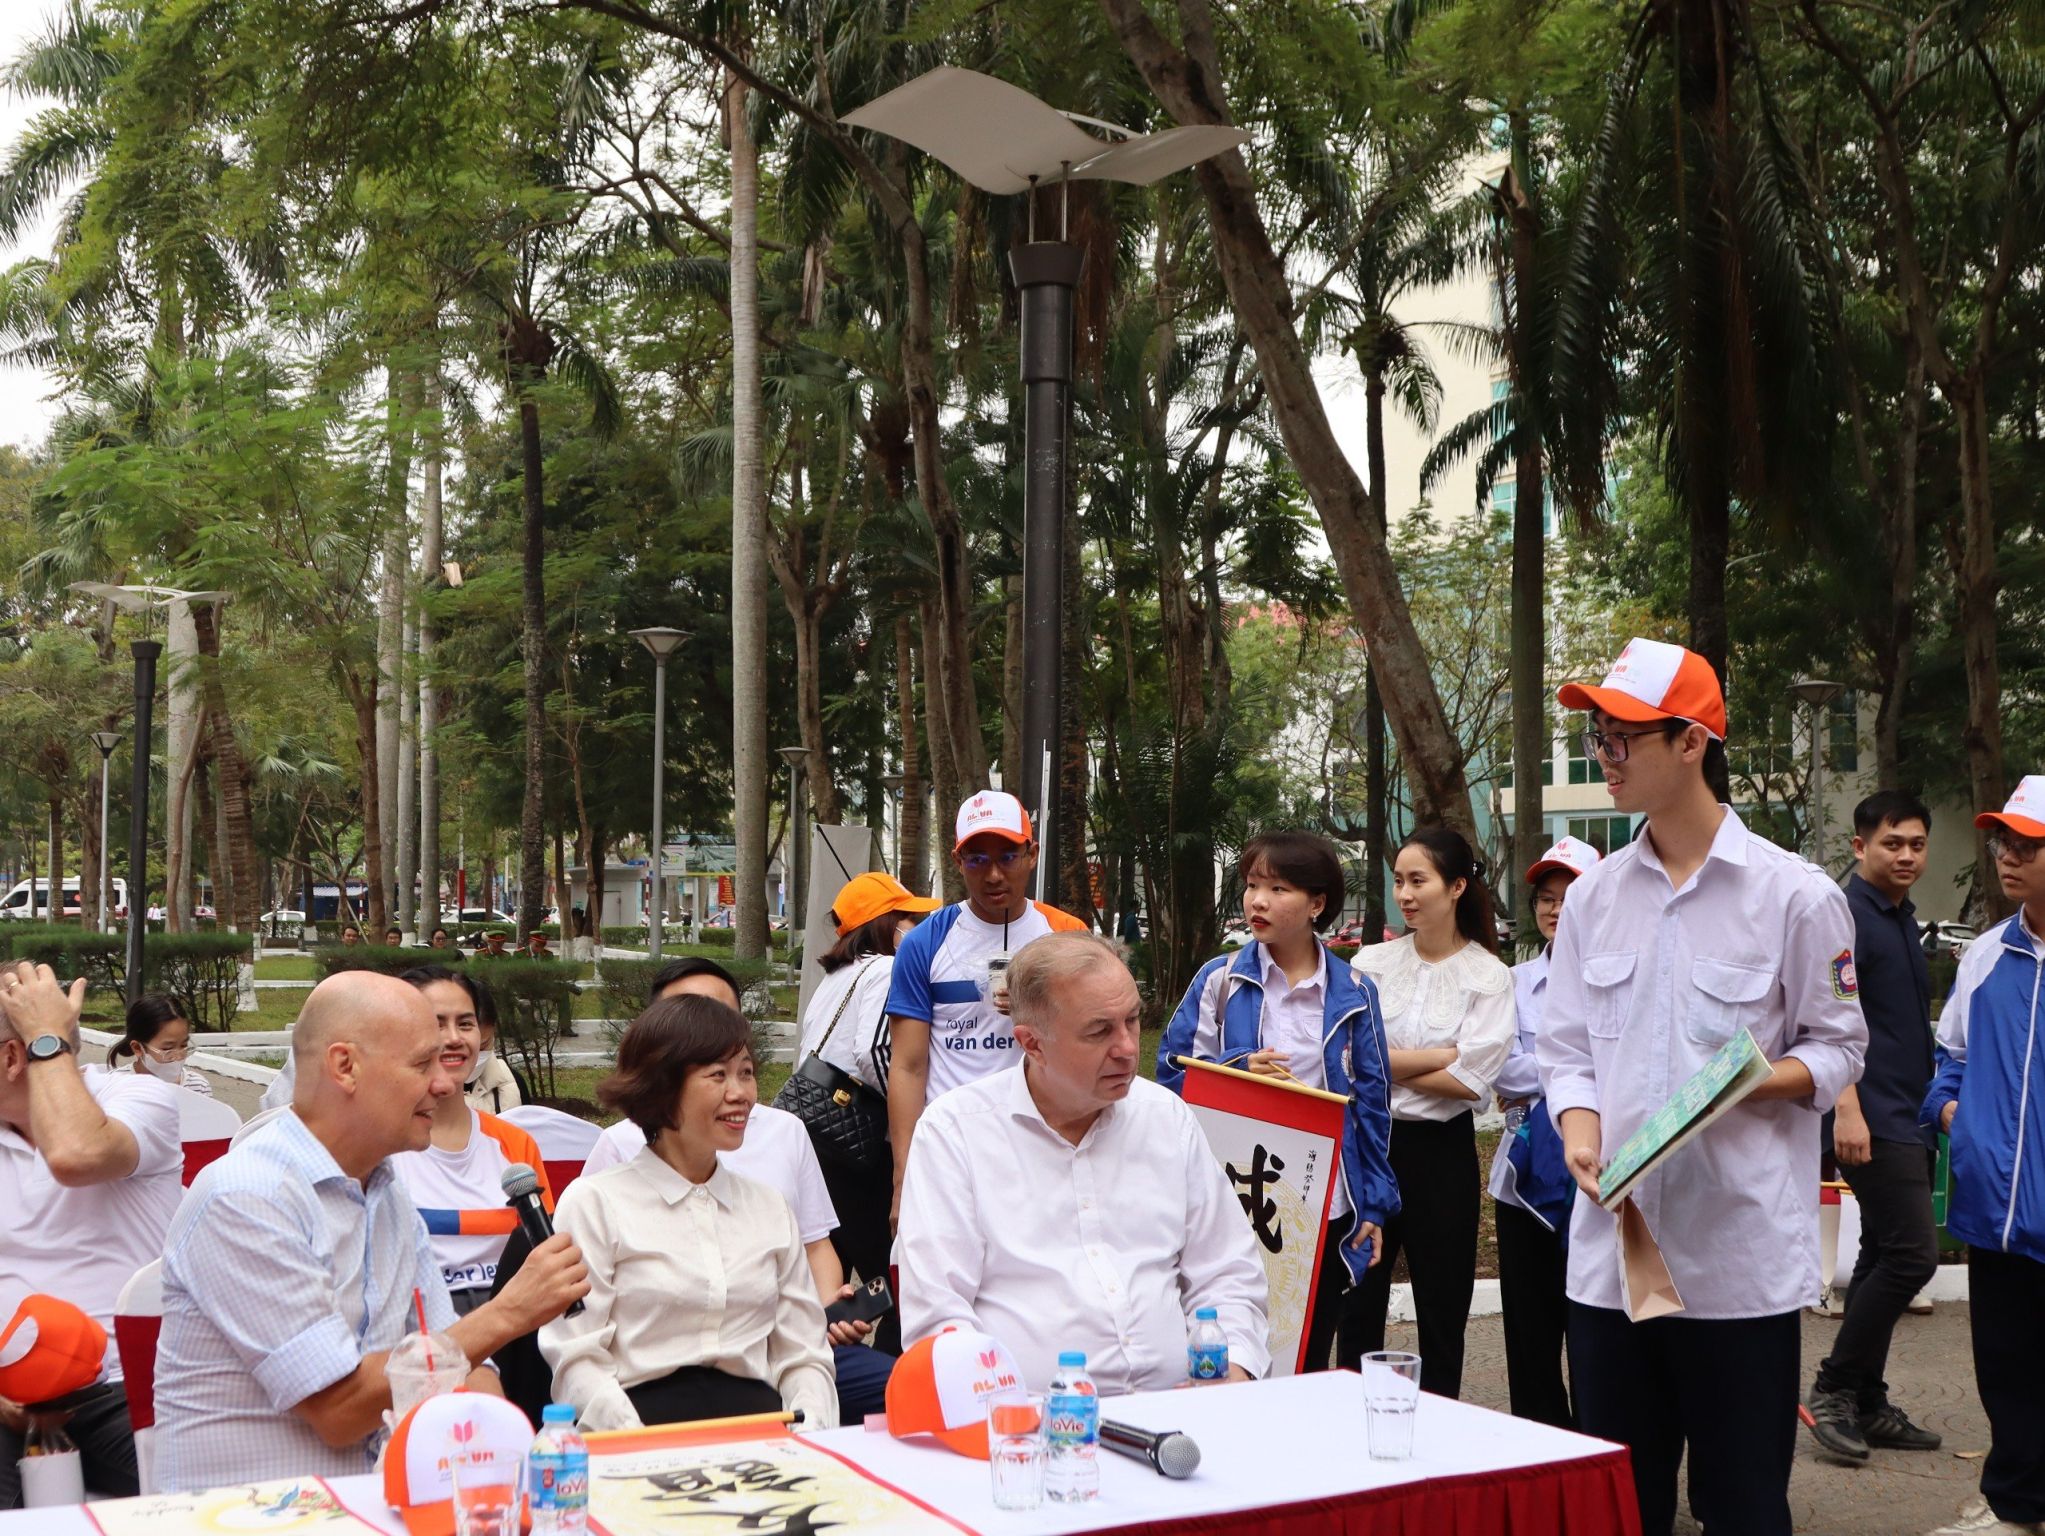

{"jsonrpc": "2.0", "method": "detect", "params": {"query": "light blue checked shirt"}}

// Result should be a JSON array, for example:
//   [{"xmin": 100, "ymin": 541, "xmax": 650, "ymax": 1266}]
[{"xmin": 155, "ymin": 1109, "xmax": 456, "ymax": 1492}]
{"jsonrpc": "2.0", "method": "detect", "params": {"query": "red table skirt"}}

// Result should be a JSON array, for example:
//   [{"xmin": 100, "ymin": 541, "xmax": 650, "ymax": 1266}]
[{"xmin": 1066, "ymin": 1449, "xmax": 1640, "ymax": 1536}]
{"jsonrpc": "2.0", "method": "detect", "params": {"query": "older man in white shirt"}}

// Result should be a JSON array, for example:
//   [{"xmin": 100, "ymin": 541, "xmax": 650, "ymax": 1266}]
[
  {"xmin": 1539, "ymin": 639, "xmax": 1866, "ymax": 1536},
  {"xmin": 897, "ymin": 932, "xmax": 1269, "ymax": 1395}
]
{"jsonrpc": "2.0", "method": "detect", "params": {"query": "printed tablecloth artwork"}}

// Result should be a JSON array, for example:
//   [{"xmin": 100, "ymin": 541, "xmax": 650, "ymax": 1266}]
[{"xmin": 85, "ymin": 1477, "xmax": 383, "ymax": 1536}]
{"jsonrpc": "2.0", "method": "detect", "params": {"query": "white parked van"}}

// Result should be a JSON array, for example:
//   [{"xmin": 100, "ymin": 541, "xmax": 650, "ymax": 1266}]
[{"xmin": 0, "ymin": 876, "xmax": 130, "ymax": 920}]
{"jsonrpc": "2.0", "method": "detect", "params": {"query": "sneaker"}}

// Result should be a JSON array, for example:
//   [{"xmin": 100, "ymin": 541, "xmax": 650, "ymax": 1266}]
[
  {"xmin": 1926, "ymin": 1496, "xmax": 2045, "ymax": 1534},
  {"xmin": 1908, "ymin": 1286, "xmax": 1935, "ymax": 1315},
  {"xmin": 1862, "ymin": 1400, "xmax": 1942, "ymax": 1451},
  {"xmin": 1806, "ymin": 1386, "xmax": 1871, "ymax": 1463}
]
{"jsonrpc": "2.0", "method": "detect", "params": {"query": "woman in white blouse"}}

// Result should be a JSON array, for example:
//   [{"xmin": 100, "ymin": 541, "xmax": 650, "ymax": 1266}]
[
  {"xmin": 1348, "ymin": 826, "xmax": 1516, "ymax": 1399},
  {"xmin": 540, "ymin": 995, "xmax": 838, "ymax": 1430}
]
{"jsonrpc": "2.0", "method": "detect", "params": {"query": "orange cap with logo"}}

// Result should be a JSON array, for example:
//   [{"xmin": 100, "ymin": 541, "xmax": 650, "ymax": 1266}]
[
  {"xmin": 953, "ymin": 791, "xmax": 1033, "ymax": 851},
  {"xmin": 832, "ymin": 872, "xmax": 941, "ymax": 935},
  {"xmin": 1557, "ymin": 637, "xmax": 1727, "ymax": 741},
  {"xmin": 1975, "ymin": 775, "xmax": 2045, "ymax": 839},
  {"xmin": 0, "ymin": 1296, "xmax": 107, "ymax": 1407},
  {"xmin": 383, "ymin": 1390, "xmax": 535, "ymax": 1536},
  {"xmin": 884, "ymin": 1327, "xmax": 1027, "ymax": 1460}
]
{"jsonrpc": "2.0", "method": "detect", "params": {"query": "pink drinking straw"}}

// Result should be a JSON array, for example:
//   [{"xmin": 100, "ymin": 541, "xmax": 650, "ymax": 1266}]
[{"xmin": 414, "ymin": 1288, "xmax": 433, "ymax": 1372}]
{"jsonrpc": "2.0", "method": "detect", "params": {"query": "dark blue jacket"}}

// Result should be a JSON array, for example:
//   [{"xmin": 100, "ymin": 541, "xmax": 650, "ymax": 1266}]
[{"xmin": 1157, "ymin": 943, "xmax": 1400, "ymax": 1284}]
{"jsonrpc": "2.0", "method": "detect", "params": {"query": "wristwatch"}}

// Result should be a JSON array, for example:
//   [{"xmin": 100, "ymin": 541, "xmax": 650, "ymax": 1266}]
[{"xmin": 25, "ymin": 1034, "xmax": 75, "ymax": 1063}]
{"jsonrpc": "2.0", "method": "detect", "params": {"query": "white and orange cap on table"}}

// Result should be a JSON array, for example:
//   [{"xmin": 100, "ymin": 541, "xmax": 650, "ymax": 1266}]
[
  {"xmin": 1556, "ymin": 637, "xmax": 1727, "ymax": 741},
  {"xmin": 954, "ymin": 790, "xmax": 1033, "ymax": 850},
  {"xmin": 1525, "ymin": 835, "xmax": 1602, "ymax": 885},
  {"xmin": 1975, "ymin": 776, "xmax": 2045, "ymax": 839},
  {"xmin": 383, "ymin": 1391, "xmax": 534, "ymax": 1536},
  {"xmin": 883, "ymin": 1326, "xmax": 1027, "ymax": 1460}
]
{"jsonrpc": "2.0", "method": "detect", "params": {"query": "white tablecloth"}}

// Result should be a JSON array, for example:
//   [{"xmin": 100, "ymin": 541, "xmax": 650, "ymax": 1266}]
[{"xmin": 0, "ymin": 1373, "xmax": 1624, "ymax": 1535}]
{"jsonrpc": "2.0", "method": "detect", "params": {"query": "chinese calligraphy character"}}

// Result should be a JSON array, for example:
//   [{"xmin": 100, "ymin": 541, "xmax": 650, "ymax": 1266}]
[{"xmin": 1226, "ymin": 1143, "xmax": 1285, "ymax": 1253}]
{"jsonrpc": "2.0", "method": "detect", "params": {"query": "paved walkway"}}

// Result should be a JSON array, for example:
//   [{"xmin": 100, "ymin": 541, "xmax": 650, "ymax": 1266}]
[{"xmin": 1386, "ymin": 1302, "xmax": 1987, "ymax": 1534}]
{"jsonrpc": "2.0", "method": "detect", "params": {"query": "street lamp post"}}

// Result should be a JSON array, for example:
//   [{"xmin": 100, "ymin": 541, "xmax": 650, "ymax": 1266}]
[
  {"xmin": 779, "ymin": 746, "xmax": 811, "ymax": 926},
  {"xmin": 1790, "ymin": 677, "xmax": 1844, "ymax": 871},
  {"xmin": 845, "ymin": 67, "xmax": 1243, "ymax": 901},
  {"xmin": 88, "ymin": 732, "xmax": 121, "ymax": 934},
  {"xmin": 630, "ymin": 627, "xmax": 689, "ymax": 962}
]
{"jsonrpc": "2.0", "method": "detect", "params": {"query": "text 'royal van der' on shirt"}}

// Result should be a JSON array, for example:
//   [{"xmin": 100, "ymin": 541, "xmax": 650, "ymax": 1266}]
[
  {"xmin": 881, "ymin": 898, "xmax": 1089, "ymax": 1103},
  {"xmin": 1536, "ymin": 806, "xmax": 1867, "ymax": 1319},
  {"xmin": 1351, "ymin": 933, "xmax": 1516, "ymax": 1121}
]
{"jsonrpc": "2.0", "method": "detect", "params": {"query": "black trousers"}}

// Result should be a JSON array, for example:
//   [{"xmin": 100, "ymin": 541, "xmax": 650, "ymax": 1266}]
[
  {"xmin": 1969, "ymin": 1247, "xmax": 2045, "ymax": 1524},
  {"xmin": 1496, "ymin": 1199, "xmax": 1573, "ymax": 1427},
  {"xmin": 626, "ymin": 1366, "xmax": 783, "ymax": 1426},
  {"xmin": 817, "ymin": 1144, "xmax": 900, "ymax": 1354},
  {"xmin": 1302, "ymin": 1215, "xmax": 1358, "ymax": 1372},
  {"xmin": 1569, "ymin": 1302, "xmax": 1799, "ymax": 1536},
  {"xmin": 1815, "ymin": 1138, "xmax": 1938, "ymax": 1408},
  {"xmin": 1348, "ymin": 1113, "xmax": 1479, "ymax": 1399},
  {"xmin": 0, "ymin": 1381, "xmax": 138, "ymax": 1508}
]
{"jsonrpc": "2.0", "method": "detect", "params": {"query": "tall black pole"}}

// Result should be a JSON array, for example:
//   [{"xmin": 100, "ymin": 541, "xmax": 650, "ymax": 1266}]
[
  {"xmin": 125, "ymin": 639, "xmax": 160, "ymax": 1004},
  {"xmin": 1010, "ymin": 238, "xmax": 1082, "ymax": 902}
]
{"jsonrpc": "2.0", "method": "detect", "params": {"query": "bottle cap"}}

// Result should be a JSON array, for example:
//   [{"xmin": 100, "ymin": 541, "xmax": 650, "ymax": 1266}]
[
  {"xmin": 1195, "ymin": 1307, "xmax": 1218, "ymax": 1320},
  {"xmin": 542, "ymin": 1403, "xmax": 576, "ymax": 1424},
  {"xmin": 1058, "ymin": 1351, "xmax": 1085, "ymax": 1368}
]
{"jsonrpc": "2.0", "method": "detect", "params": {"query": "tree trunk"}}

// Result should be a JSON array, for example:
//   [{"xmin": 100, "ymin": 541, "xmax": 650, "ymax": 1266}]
[
  {"xmin": 398, "ymin": 596, "xmax": 417, "ymax": 935},
  {"xmin": 418, "ymin": 366, "xmax": 445, "ymax": 931},
  {"xmin": 46, "ymin": 796, "xmax": 61, "ymax": 927},
  {"xmin": 1872, "ymin": 340, "xmax": 1924, "ymax": 788},
  {"xmin": 516, "ymin": 389, "xmax": 549, "ymax": 944},
  {"xmin": 589, "ymin": 820, "xmax": 607, "ymax": 938},
  {"xmin": 1363, "ymin": 367, "xmax": 1394, "ymax": 934},
  {"xmin": 920, "ymin": 597, "xmax": 965, "ymax": 904},
  {"xmin": 193, "ymin": 754, "xmax": 219, "ymax": 922},
  {"xmin": 81, "ymin": 759, "xmax": 103, "ymax": 930},
  {"xmin": 1058, "ymin": 470, "xmax": 1090, "ymax": 922},
  {"xmin": 895, "ymin": 615, "xmax": 928, "ymax": 896},
  {"xmin": 189, "ymin": 601, "xmax": 259, "ymax": 932},
  {"xmin": 378, "ymin": 368, "xmax": 410, "ymax": 927},
  {"xmin": 1953, "ymin": 377, "xmax": 2009, "ymax": 919},
  {"xmin": 343, "ymin": 669, "xmax": 389, "ymax": 936},
  {"xmin": 1098, "ymin": 0, "xmax": 1476, "ymax": 841},
  {"xmin": 728, "ymin": 65, "xmax": 772, "ymax": 962},
  {"xmin": 1502, "ymin": 148, "xmax": 1548, "ymax": 950}
]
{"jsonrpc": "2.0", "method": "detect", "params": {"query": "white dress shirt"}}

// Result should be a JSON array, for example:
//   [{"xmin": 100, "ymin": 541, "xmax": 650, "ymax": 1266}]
[
  {"xmin": 541, "ymin": 1150, "xmax": 837, "ymax": 1432},
  {"xmin": 1352, "ymin": 936, "xmax": 1516, "ymax": 1121},
  {"xmin": 1494, "ymin": 951, "xmax": 1551, "ymax": 1103},
  {"xmin": 896, "ymin": 1068, "xmax": 1270, "ymax": 1395},
  {"xmin": 579, "ymin": 1103, "xmax": 838, "ymax": 1244},
  {"xmin": 1537, "ymin": 807, "xmax": 1867, "ymax": 1318},
  {"xmin": 0, "ymin": 1067, "xmax": 182, "ymax": 1380}
]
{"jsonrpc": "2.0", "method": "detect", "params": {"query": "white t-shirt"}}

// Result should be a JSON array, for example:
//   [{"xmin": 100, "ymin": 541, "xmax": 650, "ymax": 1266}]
[
  {"xmin": 882, "ymin": 900, "xmax": 1088, "ymax": 1103},
  {"xmin": 393, "ymin": 1110, "xmax": 552, "ymax": 1292},
  {"xmin": 0, "ymin": 1066, "xmax": 183, "ymax": 1380},
  {"xmin": 580, "ymin": 1103, "xmax": 838, "ymax": 1244},
  {"xmin": 797, "ymin": 956, "xmax": 896, "ymax": 1094}
]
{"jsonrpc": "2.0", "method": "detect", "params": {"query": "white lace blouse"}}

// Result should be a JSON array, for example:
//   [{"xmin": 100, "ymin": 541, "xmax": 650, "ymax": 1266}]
[{"xmin": 1351, "ymin": 935, "xmax": 1517, "ymax": 1123}]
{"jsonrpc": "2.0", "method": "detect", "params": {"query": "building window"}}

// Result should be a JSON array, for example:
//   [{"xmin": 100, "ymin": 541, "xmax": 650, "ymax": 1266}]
[
  {"xmin": 1566, "ymin": 732, "xmax": 1605, "ymax": 785},
  {"xmin": 1827, "ymin": 691, "xmax": 1859, "ymax": 774},
  {"xmin": 1566, "ymin": 814, "xmax": 1636, "ymax": 856}
]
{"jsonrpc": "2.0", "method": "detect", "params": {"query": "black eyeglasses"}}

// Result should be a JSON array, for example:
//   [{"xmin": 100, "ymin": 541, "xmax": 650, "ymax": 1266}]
[
  {"xmin": 959, "ymin": 848, "xmax": 1028, "ymax": 873},
  {"xmin": 1532, "ymin": 893, "xmax": 1565, "ymax": 914},
  {"xmin": 1581, "ymin": 727, "xmax": 1665, "ymax": 765},
  {"xmin": 1989, "ymin": 832, "xmax": 2044, "ymax": 865}
]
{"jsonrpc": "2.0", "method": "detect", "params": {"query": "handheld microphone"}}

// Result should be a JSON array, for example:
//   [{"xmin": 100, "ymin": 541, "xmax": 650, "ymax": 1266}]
[
  {"xmin": 500, "ymin": 1163, "xmax": 583, "ymax": 1317},
  {"xmin": 1099, "ymin": 1419, "xmax": 1201, "ymax": 1479}
]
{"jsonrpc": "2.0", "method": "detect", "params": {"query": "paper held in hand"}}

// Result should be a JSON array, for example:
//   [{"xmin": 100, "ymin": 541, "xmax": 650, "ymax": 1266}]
[{"xmin": 1597, "ymin": 1027, "xmax": 1774, "ymax": 1210}]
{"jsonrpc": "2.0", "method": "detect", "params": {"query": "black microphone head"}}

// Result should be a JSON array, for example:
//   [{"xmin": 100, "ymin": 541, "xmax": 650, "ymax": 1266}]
[
  {"xmin": 1154, "ymin": 1431, "xmax": 1201, "ymax": 1479},
  {"xmin": 500, "ymin": 1162, "xmax": 541, "ymax": 1200}
]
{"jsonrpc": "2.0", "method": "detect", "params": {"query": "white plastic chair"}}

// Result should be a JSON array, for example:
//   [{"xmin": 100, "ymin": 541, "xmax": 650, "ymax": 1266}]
[
  {"xmin": 113, "ymin": 1261, "xmax": 163, "ymax": 1495},
  {"xmin": 229, "ymin": 1104, "xmax": 289, "ymax": 1147},
  {"xmin": 499, "ymin": 1104, "xmax": 602, "ymax": 1197},
  {"xmin": 175, "ymin": 1089, "xmax": 244, "ymax": 1187}
]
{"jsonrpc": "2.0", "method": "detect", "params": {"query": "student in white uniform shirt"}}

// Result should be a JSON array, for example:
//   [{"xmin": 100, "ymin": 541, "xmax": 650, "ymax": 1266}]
[
  {"xmin": 897, "ymin": 932, "xmax": 1270, "ymax": 1396},
  {"xmin": 1538, "ymin": 638, "xmax": 1866, "ymax": 1536},
  {"xmin": 1489, "ymin": 834, "xmax": 1601, "ymax": 1428},
  {"xmin": 105, "ymin": 995, "xmax": 214, "ymax": 1095},
  {"xmin": 883, "ymin": 790, "xmax": 1087, "ymax": 1227}
]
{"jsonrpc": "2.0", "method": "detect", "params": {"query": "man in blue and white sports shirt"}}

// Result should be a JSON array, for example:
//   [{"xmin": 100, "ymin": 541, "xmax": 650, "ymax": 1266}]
[
  {"xmin": 1921, "ymin": 775, "xmax": 2045, "ymax": 1536},
  {"xmin": 884, "ymin": 790, "xmax": 1087, "ymax": 1226}
]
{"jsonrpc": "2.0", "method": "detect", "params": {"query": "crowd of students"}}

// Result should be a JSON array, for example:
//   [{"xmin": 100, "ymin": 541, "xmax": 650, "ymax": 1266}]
[{"xmin": 3, "ymin": 635, "xmax": 2043, "ymax": 1536}]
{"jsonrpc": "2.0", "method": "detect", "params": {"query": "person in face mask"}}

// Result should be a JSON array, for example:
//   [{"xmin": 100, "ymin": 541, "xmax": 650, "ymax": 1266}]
[
  {"xmin": 462, "ymin": 976, "xmax": 528, "ymax": 1114},
  {"xmin": 109, "ymin": 997, "xmax": 213, "ymax": 1096}
]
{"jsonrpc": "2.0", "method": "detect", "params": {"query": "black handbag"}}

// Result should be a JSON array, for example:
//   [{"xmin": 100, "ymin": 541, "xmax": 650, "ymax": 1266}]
[{"xmin": 774, "ymin": 962, "xmax": 890, "ymax": 1172}]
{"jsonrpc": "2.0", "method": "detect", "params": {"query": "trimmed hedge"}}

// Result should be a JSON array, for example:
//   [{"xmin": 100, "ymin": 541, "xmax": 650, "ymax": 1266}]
[
  {"xmin": 594, "ymin": 956, "xmax": 779, "ymax": 1038},
  {"xmin": 0, "ymin": 926, "xmax": 252, "ymax": 1029}
]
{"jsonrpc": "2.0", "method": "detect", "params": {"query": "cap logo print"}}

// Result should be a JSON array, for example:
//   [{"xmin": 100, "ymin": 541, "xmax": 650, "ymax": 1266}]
[{"xmin": 978, "ymin": 1349, "xmax": 1000, "ymax": 1370}]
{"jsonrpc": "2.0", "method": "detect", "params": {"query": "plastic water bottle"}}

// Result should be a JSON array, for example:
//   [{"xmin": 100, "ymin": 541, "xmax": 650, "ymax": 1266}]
[
  {"xmin": 527, "ymin": 1403, "xmax": 589, "ymax": 1534},
  {"xmin": 1187, "ymin": 1306, "xmax": 1229, "ymax": 1382},
  {"xmin": 1044, "ymin": 1351, "xmax": 1100, "ymax": 1503}
]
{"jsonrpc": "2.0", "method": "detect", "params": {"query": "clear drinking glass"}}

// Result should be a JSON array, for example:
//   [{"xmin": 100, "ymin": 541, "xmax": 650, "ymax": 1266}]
[
  {"xmin": 987, "ymin": 1393, "xmax": 1046, "ymax": 1512},
  {"xmin": 451, "ymin": 1444, "xmax": 525, "ymax": 1536},
  {"xmin": 1363, "ymin": 1351, "xmax": 1422, "ymax": 1461}
]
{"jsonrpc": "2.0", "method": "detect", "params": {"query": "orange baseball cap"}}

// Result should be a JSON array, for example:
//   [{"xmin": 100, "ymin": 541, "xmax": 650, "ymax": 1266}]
[
  {"xmin": 884, "ymin": 1327, "xmax": 1026, "ymax": 1460},
  {"xmin": 832, "ymin": 871, "xmax": 941, "ymax": 935},
  {"xmin": 383, "ymin": 1390, "xmax": 535, "ymax": 1536},
  {"xmin": 954, "ymin": 790, "xmax": 1033, "ymax": 850},
  {"xmin": 1976, "ymin": 775, "xmax": 2045, "ymax": 839},
  {"xmin": 0, "ymin": 1296, "xmax": 108, "ymax": 1407},
  {"xmin": 1525, "ymin": 834, "xmax": 1603, "ymax": 885},
  {"xmin": 1557, "ymin": 637, "xmax": 1726, "ymax": 741}
]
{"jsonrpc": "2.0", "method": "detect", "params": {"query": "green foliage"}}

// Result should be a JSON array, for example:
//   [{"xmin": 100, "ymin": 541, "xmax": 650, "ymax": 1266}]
[{"xmin": 0, "ymin": 926, "xmax": 250, "ymax": 1029}]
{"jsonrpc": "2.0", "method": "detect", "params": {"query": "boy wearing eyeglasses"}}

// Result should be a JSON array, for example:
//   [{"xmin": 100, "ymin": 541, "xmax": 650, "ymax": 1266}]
[
  {"xmin": 883, "ymin": 791, "xmax": 1088, "ymax": 1229},
  {"xmin": 1537, "ymin": 637, "xmax": 1866, "ymax": 1536},
  {"xmin": 1921, "ymin": 777, "xmax": 2045, "ymax": 1536}
]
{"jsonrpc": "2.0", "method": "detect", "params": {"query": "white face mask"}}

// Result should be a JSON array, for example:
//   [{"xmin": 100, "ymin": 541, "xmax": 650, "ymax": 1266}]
[
  {"xmin": 466, "ymin": 1049, "xmax": 492, "ymax": 1087},
  {"xmin": 139, "ymin": 1053, "xmax": 185, "ymax": 1084}
]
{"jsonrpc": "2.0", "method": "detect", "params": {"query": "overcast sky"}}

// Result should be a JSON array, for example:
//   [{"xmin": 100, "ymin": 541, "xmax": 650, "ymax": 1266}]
[{"xmin": 0, "ymin": 3, "xmax": 67, "ymax": 452}]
